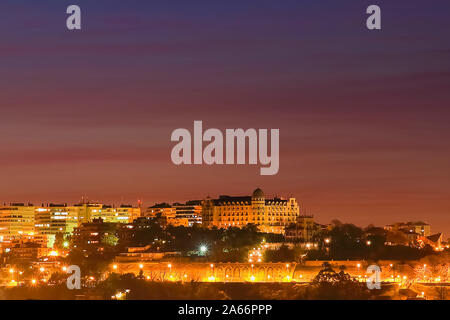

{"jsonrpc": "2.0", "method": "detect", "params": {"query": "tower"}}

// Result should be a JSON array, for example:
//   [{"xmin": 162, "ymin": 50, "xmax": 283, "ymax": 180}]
[{"xmin": 251, "ymin": 188, "xmax": 265, "ymax": 224}]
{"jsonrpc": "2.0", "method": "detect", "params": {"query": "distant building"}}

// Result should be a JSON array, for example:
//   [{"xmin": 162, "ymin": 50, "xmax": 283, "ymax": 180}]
[
  {"xmin": 8, "ymin": 242, "xmax": 51, "ymax": 262},
  {"xmin": 75, "ymin": 203, "xmax": 141, "ymax": 224},
  {"xmin": 384, "ymin": 222, "xmax": 431, "ymax": 237},
  {"xmin": 72, "ymin": 218, "xmax": 119, "ymax": 253},
  {"xmin": 145, "ymin": 203, "xmax": 176, "ymax": 219},
  {"xmin": 201, "ymin": 188, "xmax": 299, "ymax": 233},
  {"xmin": 418, "ymin": 233, "xmax": 444, "ymax": 251},
  {"xmin": 117, "ymin": 217, "xmax": 156, "ymax": 248},
  {"xmin": 0, "ymin": 204, "xmax": 35, "ymax": 245},
  {"xmin": 285, "ymin": 215, "xmax": 324, "ymax": 242},
  {"xmin": 145, "ymin": 201, "xmax": 202, "ymax": 227},
  {"xmin": 34, "ymin": 204, "xmax": 78, "ymax": 247},
  {"xmin": 172, "ymin": 201, "xmax": 202, "ymax": 227}
]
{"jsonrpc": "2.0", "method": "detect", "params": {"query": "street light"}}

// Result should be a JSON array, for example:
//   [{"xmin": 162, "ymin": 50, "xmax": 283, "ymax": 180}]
[{"xmin": 199, "ymin": 245, "xmax": 208, "ymax": 255}]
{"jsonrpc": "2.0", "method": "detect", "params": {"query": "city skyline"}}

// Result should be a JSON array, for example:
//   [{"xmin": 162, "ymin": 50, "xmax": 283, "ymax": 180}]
[
  {"xmin": 1, "ymin": 1, "xmax": 450, "ymax": 235},
  {"xmin": 0, "ymin": 187, "xmax": 445, "ymax": 237}
]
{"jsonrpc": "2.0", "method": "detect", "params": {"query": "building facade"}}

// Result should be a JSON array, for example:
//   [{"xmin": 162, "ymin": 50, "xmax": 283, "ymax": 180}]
[
  {"xmin": 384, "ymin": 222, "xmax": 431, "ymax": 237},
  {"xmin": 0, "ymin": 202, "xmax": 140, "ymax": 250},
  {"xmin": 0, "ymin": 204, "xmax": 36, "ymax": 244},
  {"xmin": 201, "ymin": 188, "xmax": 299, "ymax": 233},
  {"xmin": 285, "ymin": 215, "xmax": 323, "ymax": 242}
]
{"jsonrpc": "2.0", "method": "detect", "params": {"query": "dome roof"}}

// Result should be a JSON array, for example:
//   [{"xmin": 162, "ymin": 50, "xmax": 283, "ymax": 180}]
[{"xmin": 252, "ymin": 188, "xmax": 265, "ymax": 198}]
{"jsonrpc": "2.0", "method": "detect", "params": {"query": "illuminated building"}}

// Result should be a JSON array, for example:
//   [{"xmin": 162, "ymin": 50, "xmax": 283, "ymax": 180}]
[
  {"xmin": 202, "ymin": 188, "xmax": 299, "ymax": 233},
  {"xmin": 90, "ymin": 204, "xmax": 140, "ymax": 223},
  {"xmin": 8, "ymin": 242, "xmax": 52, "ymax": 262},
  {"xmin": 145, "ymin": 203, "xmax": 176, "ymax": 218},
  {"xmin": 74, "ymin": 203, "xmax": 141, "ymax": 224},
  {"xmin": 0, "ymin": 204, "xmax": 36, "ymax": 245},
  {"xmin": 146, "ymin": 202, "xmax": 202, "ymax": 227},
  {"xmin": 384, "ymin": 222, "xmax": 431, "ymax": 237},
  {"xmin": 418, "ymin": 232, "xmax": 444, "ymax": 251},
  {"xmin": 285, "ymin": 215, "xmax": 324, "ymax": 242},
  {"xmin": 0, "ymin": 202, "xmax": 140, "ymax": 249},
  {"xmin": 34, "ymin": 204, "xmax": 79, "ymax": 247},
  {"xmin": 172, "ymin": 201, "xmax": 202, "ymax": 227}
]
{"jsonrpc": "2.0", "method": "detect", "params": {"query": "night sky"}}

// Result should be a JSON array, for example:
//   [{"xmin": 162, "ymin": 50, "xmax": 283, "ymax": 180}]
[{"xmin": 0, "ymin": 1, "xmax": 449, "ymax": 235}]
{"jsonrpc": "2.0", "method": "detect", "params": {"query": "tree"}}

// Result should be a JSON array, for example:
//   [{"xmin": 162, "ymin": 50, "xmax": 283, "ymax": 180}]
[
  {"xmin": 311, "ymin": 262, "xmax": 371, "ymax": 299},
  {"xmin": 53, "ymin": 232, "xmax": 65, "ymax": 250}
]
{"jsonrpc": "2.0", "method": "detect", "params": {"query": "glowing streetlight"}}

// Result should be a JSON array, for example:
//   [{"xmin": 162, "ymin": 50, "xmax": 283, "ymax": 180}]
[
  {"xmin": 199, "ymin": 245, "xmax": 208, "ymax": 254},
  {"xmin": 113, "ymin": 264, "xmax": 118, "ymax": 270},
  {"xmin": 139, "ymin": 264, "xmax": 144, "ymax": 269}
]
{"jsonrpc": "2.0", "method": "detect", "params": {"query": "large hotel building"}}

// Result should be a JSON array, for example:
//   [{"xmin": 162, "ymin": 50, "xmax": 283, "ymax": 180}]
[{"xmin": 202, "ymin": 188, "xmax": 299, "ymax": 233}]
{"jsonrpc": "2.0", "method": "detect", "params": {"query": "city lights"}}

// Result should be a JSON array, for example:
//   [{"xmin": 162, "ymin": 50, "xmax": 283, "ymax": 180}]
[
  {"xmin": 199, "ymin": 245, "xmax": 208, "ymax": 254},
  {"xmin": 0, "ymin": 194, "xmax": 445, "ymax": 299}
]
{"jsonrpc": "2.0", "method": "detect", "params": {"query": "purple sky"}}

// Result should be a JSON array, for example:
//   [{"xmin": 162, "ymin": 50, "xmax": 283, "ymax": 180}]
[{"xmin": 0, "ymin": 1, "xmax": 449, "ymax": 235}]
